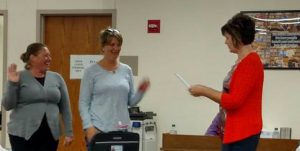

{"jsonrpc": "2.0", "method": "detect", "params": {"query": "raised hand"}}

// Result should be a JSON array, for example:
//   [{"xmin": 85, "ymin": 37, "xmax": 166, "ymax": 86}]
[
  {"xmin": 8, "ymin": 64, "xmax": 20, "ymax": 82},
  {"xmin": 138, "ymin": 77, "xmax": 150, "ymax": 92}
]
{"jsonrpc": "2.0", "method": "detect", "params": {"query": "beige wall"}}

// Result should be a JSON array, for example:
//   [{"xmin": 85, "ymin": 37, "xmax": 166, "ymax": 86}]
[
  {"xmin": 117, "ymin": 0, "xmax": 300, "ymax": 142},
  {"xmin": 0, "ymin": 14, "xmax": 3, "ymax": 145},
  {"xmin": 0, "ymin": 0, "xmax": 6, "ymax": 10},
  {"xmin": 1, "ymin": 0, "xmax": 300, "ymax": 149},
  {"xmin": 0, "ymin": 16, "xmax": 3, "ymax": 104}
]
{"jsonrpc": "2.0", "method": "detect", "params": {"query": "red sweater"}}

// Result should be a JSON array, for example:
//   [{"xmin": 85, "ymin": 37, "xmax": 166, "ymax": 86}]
[{"xmin": 221, "ymin": 52, "xmax": 264, "ymax": 143}]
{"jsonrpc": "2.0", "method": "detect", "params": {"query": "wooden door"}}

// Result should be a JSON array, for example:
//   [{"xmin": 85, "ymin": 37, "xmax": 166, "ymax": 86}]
[{"xmin": 44, "ymin": 16, "xmax": 112, "ymax": 151}]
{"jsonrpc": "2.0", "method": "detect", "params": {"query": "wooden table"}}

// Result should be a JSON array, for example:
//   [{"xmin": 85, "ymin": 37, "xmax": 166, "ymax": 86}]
[{"xmin": 161, "ymin": 133, "xmax": 299, "ymax": 151}]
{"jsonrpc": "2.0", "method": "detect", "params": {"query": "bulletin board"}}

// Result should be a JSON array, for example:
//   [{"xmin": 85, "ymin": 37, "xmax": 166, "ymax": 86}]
[{"xmin": 243, "ymin": 10, "xmax": 300, "ymax": 69}]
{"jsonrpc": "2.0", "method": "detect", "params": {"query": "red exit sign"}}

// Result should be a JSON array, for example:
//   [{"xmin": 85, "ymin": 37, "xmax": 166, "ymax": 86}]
[{"xmin": 148, "ymin": 20, "xmax": 160, "ymax": 33}]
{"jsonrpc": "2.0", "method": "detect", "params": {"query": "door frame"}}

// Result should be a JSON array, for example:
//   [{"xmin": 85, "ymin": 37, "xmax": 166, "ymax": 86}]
[
  {"xmin": 0, "ymin": 9, "xmax": 8, "ymax": 148},
  {"xmin": 37, "ymin": 9, "xmax": 116, "ymax": 43},
  {"xmin": 36, "ymin": 10, "xmax": 116, "ymax": 150}
]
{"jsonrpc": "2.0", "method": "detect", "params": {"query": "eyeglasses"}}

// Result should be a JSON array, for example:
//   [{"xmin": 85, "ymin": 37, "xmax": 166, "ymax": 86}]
[{"xmin": 105, "ymin": 28, "xmax": 120, "ymax": 33}]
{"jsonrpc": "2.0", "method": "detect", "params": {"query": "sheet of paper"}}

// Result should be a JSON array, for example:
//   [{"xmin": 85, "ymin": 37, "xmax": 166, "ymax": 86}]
[{"xmin": 175, "ymin": 73, "xmax": 190, "ymax": 88}]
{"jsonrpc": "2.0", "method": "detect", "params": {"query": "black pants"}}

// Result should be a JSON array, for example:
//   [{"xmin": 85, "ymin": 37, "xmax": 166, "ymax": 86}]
[
  {"xmin": 9, "ymin": 115, "xmax": 59, "ymax": 151},
  {"xmin": 222, "ymin": 133, "xmax": 260, "ymax": 151}
]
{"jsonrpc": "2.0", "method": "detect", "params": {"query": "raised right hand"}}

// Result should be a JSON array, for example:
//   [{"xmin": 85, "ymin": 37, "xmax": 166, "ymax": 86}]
[
  {"xmin": 138, "ymin": 77, "xmax": 150, "ymax": 92},
  {"xmin": 8, "ymin": 64, "xmax": 20, "ymax": 82}
]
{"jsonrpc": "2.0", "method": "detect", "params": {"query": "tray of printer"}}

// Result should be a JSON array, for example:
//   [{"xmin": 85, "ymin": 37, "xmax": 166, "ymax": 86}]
[
  {"xmin": 129, "ymin": 112, "xmax": 156, "ymax": 120},
  {"xmin": 129, "ymin": 106, "xmax": 156, "ymax": 120}
]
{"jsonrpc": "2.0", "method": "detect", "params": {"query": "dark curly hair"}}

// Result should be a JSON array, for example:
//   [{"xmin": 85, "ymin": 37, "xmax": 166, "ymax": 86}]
[
  {"xmin": 20, "ymin": 43, "xmax": 47, "ymax": 69},
  {"xmin": 221, "ymin": 13, "xmax": 255, "ymax": 48}
]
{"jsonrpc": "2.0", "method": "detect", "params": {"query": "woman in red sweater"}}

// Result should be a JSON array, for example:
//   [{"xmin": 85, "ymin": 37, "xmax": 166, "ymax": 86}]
[{"xmin": 189, "ymin": 13, "xmax": 264, "ymax": 151}]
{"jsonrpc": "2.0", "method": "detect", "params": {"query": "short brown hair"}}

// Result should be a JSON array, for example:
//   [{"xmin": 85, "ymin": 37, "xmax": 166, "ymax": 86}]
[
  {"xmin": 99, "ymin": 28, "xmax": 123, "ymax": 47},
  {"xmin": 221, "ymin": 13, "xmax": 255, "ymax": 48}
]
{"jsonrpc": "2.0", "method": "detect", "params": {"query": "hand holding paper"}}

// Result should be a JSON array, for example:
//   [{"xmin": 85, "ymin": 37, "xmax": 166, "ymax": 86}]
[{"xmin": 175, "ymin": 73, "xmax": 204, "ymax": 100}]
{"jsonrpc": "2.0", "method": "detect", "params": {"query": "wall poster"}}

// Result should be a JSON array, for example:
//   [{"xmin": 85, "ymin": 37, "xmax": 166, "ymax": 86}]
[{"xmin": 243, "ymin": 10, "xmax": 300, "ymax": 69}]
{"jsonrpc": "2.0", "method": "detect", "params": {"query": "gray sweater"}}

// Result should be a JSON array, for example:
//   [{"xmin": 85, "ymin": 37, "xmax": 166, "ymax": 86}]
[{"xmin": 2, "ymin": 70, "xmax": 73, "ymax": 140}]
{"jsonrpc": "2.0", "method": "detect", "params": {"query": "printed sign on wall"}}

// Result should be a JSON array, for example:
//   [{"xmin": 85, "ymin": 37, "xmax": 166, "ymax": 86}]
[{"xmin": 70, "ymin": 55, "xmax": 103, "ymax": 79}]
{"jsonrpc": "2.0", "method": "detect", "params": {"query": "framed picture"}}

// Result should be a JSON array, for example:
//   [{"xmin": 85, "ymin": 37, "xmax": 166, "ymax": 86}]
[{"xmin": 242, "ymin": 10, "xmax": 300, "ymax": 69}]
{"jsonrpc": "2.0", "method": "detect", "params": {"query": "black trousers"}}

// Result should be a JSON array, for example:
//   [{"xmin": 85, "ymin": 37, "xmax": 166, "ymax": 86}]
[
  {"xmin": 9, "ymin": 115, "xmax": 59, "ymax": 151},
  {"xmin": 222, "ymin": 132, "xmax": 260, "ymax": 151}
]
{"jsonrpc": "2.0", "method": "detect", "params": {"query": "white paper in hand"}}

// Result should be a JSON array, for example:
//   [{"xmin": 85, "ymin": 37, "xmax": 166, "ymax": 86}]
[{"xmin": 175, "ymin": 73, "xmax": 190, "ymax": 89}]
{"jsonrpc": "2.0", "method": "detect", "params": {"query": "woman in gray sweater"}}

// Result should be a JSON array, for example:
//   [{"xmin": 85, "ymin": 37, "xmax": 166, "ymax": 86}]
[{"xmin": 2, "ymin": 43, "xmax": 73, "ymax": 151}]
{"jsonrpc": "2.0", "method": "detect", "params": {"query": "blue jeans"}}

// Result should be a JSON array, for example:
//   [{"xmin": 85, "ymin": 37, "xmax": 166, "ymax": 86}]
[{"xmin": 222, "ymin": 132, "xmax": 260, "ymax": 151}]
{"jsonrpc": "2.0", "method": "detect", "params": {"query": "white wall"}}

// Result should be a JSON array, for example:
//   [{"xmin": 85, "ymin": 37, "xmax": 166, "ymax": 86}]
[
  {"xmin": 37, "ymin": 0, "xmax": 115, "ymax": 9},
  {"xmin": 117, "ymin": 0, "xmax": 300, "ymax": 140},
  {"xmin": 0, "ymin": 16, "xmax": 3, "ymax": 103},
  {"xmin": 2, "ymin": 0, "xmax": 300, "ymax": 149},
  {"xmin": 0, "ymin": 0, "xmax": 6, "ymax": 10},
  {"xmin": 0, "ymin": 15, "xmax": 3, "ymax": 144}
]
